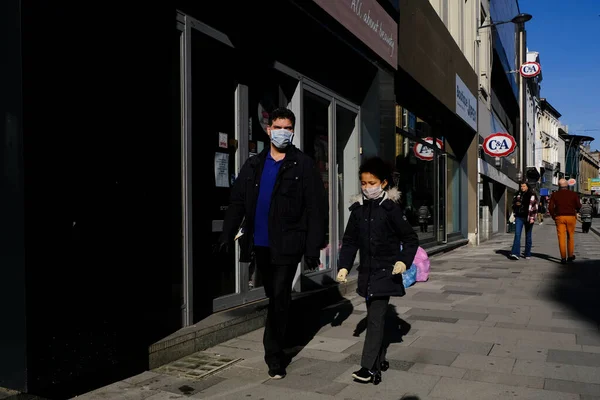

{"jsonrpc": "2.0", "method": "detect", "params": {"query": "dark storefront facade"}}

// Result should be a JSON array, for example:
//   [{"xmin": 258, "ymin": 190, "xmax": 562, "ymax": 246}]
[
  {"xmin": 388, "ymin": 0, "xmax": 479, "ymax": 248},
  {"xmin": 0, "ymin": 1, "xmax": 399, "ymax": 398},
  {"xmin": 173, "ymin": 0, "xmax": 398, "ymax": 326}
]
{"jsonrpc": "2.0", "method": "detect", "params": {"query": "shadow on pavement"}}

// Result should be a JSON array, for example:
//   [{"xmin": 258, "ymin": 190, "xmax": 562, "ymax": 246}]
[
  {"xmin": 283, "ymin": 275, "xmax": 354, "ymax": 366},
  {"xmin": 353, "ymin": 304, "xmax": 412, "ymax": 359},
  {"xmin": 543, "ymin": 259, "xmax": 600, "ymax": 326},
  {"xmin": 529, "ymin": 252, "xmax": 563, "ymax": 264},
  {"xmin": 494, "ymin": 249, "xmax": 514, "ymax": 260}
]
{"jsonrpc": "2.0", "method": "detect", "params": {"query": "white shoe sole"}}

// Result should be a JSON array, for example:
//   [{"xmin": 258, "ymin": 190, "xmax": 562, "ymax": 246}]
[{"xmin": 352, "ymin": 373, "xmax": 372, "ymax": 382}]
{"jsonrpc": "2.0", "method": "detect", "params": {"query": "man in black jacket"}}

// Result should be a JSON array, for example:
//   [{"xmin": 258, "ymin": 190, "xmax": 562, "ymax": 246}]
[{"xmin": 218, "ymin": 108, "xmax": 327, "ymax": 379}]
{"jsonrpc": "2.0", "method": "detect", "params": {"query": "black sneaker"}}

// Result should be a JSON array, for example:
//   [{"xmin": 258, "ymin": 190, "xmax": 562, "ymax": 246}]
[
  {"xmin": 373, "ymin": 371, "xmax": 382, "ymax": 385},
  {"xmin": 380, "ymin": 360, "xmax": 389, "ymax": 371},
  {"xmin": 352, "ymin": 367, "xmax": 374, "ymax": 382},
  {"xmin": 509, "ymin": 254, "xmax": 519, "ymax": 260},
  {"xmin": 567, "ymin": 255, "xmax": 576, "ymax": 263},
  {"xmin": 560, "ymin": 258, "xmax": 567, "ymax": 264},
  {"xmin": 268, "ymin": 368, "xmax": 286, "ymax": 380}
]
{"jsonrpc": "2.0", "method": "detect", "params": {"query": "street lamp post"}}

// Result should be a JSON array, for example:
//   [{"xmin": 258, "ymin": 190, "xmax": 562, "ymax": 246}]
[{"xmin": 478, "ymin": 13, "xmax": 533, "ymax": 182}]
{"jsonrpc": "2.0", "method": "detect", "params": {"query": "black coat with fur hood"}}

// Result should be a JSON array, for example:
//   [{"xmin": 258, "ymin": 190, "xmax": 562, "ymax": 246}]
[{"xmin": 338, "ymin": 187, "xmax": 419, "ymax": 298}]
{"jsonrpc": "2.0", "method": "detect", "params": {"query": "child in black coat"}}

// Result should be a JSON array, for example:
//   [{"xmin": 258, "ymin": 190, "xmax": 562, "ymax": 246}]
[{"xmin": 336, "ymin": 157, "xmax": 419, "ymax": 384}]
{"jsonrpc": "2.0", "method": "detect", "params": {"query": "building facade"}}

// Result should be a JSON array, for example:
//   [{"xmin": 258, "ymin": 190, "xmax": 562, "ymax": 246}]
[
  {"xmin": 476, "ymin": 0, "xmax": 522, "ymax": 241},
  {"xmin": 1, "ymin": 0, "xmax": 402, "ymax": 397},
  {"xmin": 539, "ymin": 98, "xmax": 562, "ymax": 191},
  {"xmin": 579, "ymin": 145, "xmax": 600, "ymax": 196},
  {"xmin": 393, "ymin": 0, "xmax": 477, "ymax": 248}
]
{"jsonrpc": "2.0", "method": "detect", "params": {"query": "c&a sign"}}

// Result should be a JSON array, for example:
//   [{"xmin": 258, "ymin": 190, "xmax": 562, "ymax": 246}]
[{"xmin": 482, "ymin": 133, "xmax": 517, "ymax": 158}]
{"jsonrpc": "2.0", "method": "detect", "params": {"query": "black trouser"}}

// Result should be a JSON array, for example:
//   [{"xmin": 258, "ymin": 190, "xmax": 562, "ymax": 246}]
[
  {"xmin": 361, "ymin": 296, "xmax": 390, "ymax": 371},
  {"xmin": 420, "ymin": 222, "xmax": 427, "ymax": 232},
  {"xmin": 254, "ymin": 246, "xmax": 298, "ymax": 369},
  {"xmin": 583, "ymin": 221, "xmax": 592, "ymax": 233}
]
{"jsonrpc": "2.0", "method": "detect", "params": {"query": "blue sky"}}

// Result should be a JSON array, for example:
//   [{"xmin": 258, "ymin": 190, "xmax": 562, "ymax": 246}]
[{"xmin": 520, "ymin": 0, "xmax": 600, "ymax": 149}]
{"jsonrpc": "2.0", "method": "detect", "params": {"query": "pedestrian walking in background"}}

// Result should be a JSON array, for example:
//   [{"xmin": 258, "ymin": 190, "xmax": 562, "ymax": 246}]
[
  {"xmin": 509, "ymin": 182, "xmax": 538, "ymax": 260},
  {"xmin": 217, "ymin": 107, "xmax": 328, "ymax": 380},
  {"xmin": 335, "ymin": 156, "xmax": 419, "ymax": 385},
  {"xmin": 537, "ymin": 196, "xmax": 546, "ymax": 225},
  {"xmin": 580, "ymin": 198, "xmax": 593, "ymax": 233},
  {"xmin": 548, "ymin": 178, "xmax": 581, "ymax": 264}
]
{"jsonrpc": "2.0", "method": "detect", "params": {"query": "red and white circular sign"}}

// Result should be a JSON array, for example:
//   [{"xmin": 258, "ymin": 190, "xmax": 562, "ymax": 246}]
[
  {"xmin": 568, "ymin": 178, "xmax": 576, "ymax": 186},
  {"xmin": 482, "ymin": 132, "xmax": 517, "ymax": 158},
  {"xmin": 413, "ymin": 137, "xmax": 443, "ymax": 161},
  {"xmin": 519, "ymin": 62, "xmax": 541, "ymax": 78}
]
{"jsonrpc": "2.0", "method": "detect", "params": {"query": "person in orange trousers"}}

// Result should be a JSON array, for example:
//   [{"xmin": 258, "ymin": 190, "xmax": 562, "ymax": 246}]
[{"xmin": 548, "ymin": 178, "xmax": 581, "ymax": 264}]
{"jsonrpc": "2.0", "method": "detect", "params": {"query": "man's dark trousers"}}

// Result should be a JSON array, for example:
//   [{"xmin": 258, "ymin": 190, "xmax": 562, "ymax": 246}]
[{"xmin": 254, "ymin": 246, "xmax": 297, "ymax": 369}]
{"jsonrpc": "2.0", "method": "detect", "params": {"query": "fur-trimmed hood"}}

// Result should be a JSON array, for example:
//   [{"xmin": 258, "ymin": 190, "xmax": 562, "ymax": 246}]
[{"xmin": 349, "ymin": 187, "xmax": 401, "ymax": 206}]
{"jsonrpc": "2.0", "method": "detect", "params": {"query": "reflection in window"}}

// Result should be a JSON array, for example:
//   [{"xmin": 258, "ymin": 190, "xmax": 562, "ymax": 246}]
[{"xmin": 394, "ymin": 131, "xmax": 436, "ymax": 244}]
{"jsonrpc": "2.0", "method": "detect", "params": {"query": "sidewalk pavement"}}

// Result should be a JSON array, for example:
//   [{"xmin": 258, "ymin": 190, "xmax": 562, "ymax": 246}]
[{"xmin": 74, "ymin": 219, "xmax": 600, "ymax": 400}]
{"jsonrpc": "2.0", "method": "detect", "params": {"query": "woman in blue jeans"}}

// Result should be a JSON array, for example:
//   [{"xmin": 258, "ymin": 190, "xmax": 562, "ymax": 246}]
[{"xmin": 510, "ymin": 182, "xmax": 538, "ymax": 260}]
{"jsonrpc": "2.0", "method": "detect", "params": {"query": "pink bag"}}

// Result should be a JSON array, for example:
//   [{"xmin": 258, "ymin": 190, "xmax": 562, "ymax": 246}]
[{"xmin": 413, "ymin": 246, "xmax": 430, "ymax": 282}]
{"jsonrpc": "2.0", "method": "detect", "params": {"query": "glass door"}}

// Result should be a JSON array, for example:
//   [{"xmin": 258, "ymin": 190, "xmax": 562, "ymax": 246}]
[
  {"xmin": 335, "ymin": 104, "xmax": 360, "ymax": 278},
  {"xmin": 298, "ymin": 79, "xmax": 360, "ymax": 287},
  {"xmin": 437, "ymin": 152, "xmax": 448, "ymax": 243},
  {"xmin": 302, "ymin": 88, "xmax": 332, "ymax": 276}
]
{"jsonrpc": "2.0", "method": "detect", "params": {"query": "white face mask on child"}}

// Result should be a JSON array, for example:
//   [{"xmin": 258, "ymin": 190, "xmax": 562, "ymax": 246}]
[{"xmin": 362, "ymin": 185, "xmax": 383, "ymax": 199}]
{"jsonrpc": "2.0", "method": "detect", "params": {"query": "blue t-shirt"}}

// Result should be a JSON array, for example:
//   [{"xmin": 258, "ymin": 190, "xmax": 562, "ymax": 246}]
[{"xmin": 254, "ymin": 152, "xmax": 283, "ymax": 247}]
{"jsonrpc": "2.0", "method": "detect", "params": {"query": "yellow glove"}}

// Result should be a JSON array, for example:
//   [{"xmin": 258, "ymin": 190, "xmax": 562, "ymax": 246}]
[
  {"xmin": 392, "ymin": 261, "xmax": 406, "ymax": 275},
  {"xmin": 336, "ymin": 268, "xmax": 348, "ymax": 283}
]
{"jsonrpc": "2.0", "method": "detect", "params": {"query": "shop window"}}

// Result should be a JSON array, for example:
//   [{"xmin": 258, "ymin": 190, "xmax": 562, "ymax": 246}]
[
  {"xmin": 445, "ymin": 140, "xmax": 461, "ymax": 234},
  {"xmin": 394, "ymin": 131, "xmax": 436, "ymax": 244}
]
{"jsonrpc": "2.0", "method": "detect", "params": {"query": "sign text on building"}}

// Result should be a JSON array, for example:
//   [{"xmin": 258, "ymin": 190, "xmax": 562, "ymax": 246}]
[
  {"xmin": 455, "ymin": 74, "xmax": 477, "ymax": 131},
  {"xmin": 312, "ymin": 0, "xmax": 398, "ymax": 69}
]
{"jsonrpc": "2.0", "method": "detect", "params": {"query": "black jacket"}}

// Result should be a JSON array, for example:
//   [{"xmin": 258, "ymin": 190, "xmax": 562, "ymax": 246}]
[
  {"xmin": 338, "ymin": 188, "xmax": 419, "ymax": 298},
  {"xmin": 220, "ymin": 146, "xmax": 327, "ymax": 265},
  {"xmin": 512, "ymin": 190, "xmax": 535, "ymax": 218}
]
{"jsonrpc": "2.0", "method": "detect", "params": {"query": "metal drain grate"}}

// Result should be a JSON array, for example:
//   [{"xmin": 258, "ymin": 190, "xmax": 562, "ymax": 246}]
[{"xmin": 154, "ymin": 351, "xmax": 242, "ymax": 380}]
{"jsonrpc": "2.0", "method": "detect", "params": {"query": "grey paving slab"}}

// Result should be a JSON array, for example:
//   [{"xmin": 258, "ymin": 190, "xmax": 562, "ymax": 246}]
[
  {"xmin": 124, "ymin": 371, "xmax": 162, "ymax": 385},
  {"xmin": 386, "ymin": 346, "xmax": 459, "ymax": 366},
  {"xmin": 410, "ymin": 335, "xmax": 494, "ymax": 355},
  {"xmin": 406, "ymin": 315, "xmax": 459, "ymax": 323},
  {"xmin": 429, "ymin": 376, "xmax": 579, "ymax": 400},
  {"xmin": 450, "ymin": 353, "xmax": 516, "ymax": 373},
  {"xmin": 489, "ymin": 343, "xmax": 548, "ymax": 361},
  {"xmin": 578, "ymin": 334, "xmax": 600, "ymax": 346},
  {"xmin": 198, "ymin": 383, "xmax": 333, "ymax": 400},
  {"xmin": 463, "ymin": 369, "xmax": 545, "ymax": 388},
  {"xmin": 145, "ymin": 392, "xmax": 186, "ymax": 399},
  {"xmin": 544, "ymin": 378, "xmax": 600, "ymax": 396},
  {"xmin": 285, "ymin": 357, "xmax": 353, "ymax": 381},
  {"xmin": 293, "ymin": 347, "xmax": 352, "ymax": 362},
  {"xmin": 407, "ymin": 363, "xmax": 466, "ymax": 378},
  {"xmin": 334, "ymin": 366, "xmax": 441, "ymax": 400},
  {"xmin": 547, "ymin": 349, "xmax": 600, "ymax": 367},
  {"xmin": 469, "ymin": 326, "xmax": 577, "ymax": 347},
  {"xmin": 407, "ymin": 320, "xmax": 480, "ymax": 334},
  {"xmin": 74, "ymin": 381, "xmax": 156, "ymax": 400},
  {"xmin": 137, "ymin": 373, "xmax": 225, "ymax": 397},
  {"xmin": 303, "ymin": 335, "xmax": 358, "ymax": 353},
  {"xmin": 407, "ymin": 307, "xmax": 489, "ymax": 321},
  {"xmin": 189, "ymin": 378, "xmax": 262, "ymax": 399},
  {"xmin": 214, "ymin": 365, "xmax": 269, "ymax": 382},
  {"xmin": 512, "ymin": 359, "xmax": 600, "ymax": 384}
]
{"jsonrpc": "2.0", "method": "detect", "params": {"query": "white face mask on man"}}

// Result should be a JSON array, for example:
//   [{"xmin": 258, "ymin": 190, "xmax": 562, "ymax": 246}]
[{"xmin": 270, "ymin": 129, "xmax": 294, "ymax": 149}]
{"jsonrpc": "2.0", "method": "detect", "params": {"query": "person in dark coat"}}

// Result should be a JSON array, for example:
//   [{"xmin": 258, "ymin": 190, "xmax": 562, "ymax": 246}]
[
  {"xmin": 217, "ymin": 107, "xmax": 328, "ymax": 379},
  {"xmin": 336, "ymin": 156, "xmax": 419, "ymax": 384}
]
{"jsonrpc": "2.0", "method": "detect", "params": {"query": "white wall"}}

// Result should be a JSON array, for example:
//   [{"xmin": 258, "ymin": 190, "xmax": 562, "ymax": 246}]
[{"xmin": 430, "ymin": 0, "xmax": 478, "ymax": 69}]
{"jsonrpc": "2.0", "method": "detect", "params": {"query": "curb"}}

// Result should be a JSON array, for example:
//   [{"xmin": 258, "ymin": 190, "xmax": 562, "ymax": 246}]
[{"xmin": 149, "ymin": 277, "xmax": 359, "ymax": 370}]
